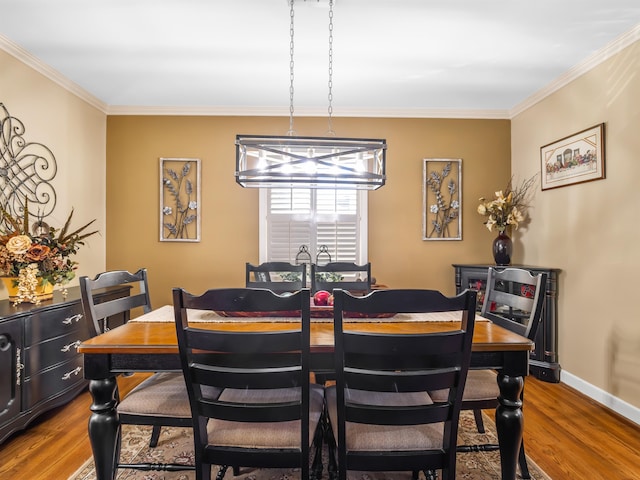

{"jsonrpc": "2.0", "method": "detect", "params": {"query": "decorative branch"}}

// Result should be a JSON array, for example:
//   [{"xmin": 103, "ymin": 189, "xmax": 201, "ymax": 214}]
[
  {"xmin": 425, "ymin": 161, "xmax": 460, "ymax": 239},
  {"xmin": 161, "ymin": 159, "xmax": 199, "ymax": 241}
]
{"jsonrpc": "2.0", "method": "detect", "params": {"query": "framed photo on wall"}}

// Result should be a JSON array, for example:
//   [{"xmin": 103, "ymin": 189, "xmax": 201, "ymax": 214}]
[
  {"xmin": 159, "ymin": 157, "xmax": 201, "ymax": 242},
  {"xmin": 540, "ymin": 123, "xmax": 605, "ymax": 190},
  {"xmin": 423, "ymin": 158, "xmax": 462, "ymax": 241}
]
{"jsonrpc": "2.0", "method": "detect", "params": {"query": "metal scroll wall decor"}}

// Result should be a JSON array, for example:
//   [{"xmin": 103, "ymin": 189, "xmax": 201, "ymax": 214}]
[
  {"xmin": 160, "ymin": 157, "xmax": 201, "ymax": 242},
  {"xmin": 0, "ymin": 103, "xmax": 57, "ymax": 227},
  {"xmin": 423, "ymin": 158, "xmax": 462, "ymax": 241}
]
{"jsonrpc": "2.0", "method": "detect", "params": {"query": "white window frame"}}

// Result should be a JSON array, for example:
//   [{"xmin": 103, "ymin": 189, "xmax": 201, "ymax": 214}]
[{"xmin": 259, "ymin": 188, "xmax": 368, "ymax": 264}]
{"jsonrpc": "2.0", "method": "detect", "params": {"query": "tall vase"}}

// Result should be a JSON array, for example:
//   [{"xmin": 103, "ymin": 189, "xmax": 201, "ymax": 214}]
[{"xmin": 492, "ymin": 231, "xmax": 512, "ymax": 266}]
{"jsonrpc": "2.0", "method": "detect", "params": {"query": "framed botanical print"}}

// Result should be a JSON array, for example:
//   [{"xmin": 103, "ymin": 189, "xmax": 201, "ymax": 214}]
[
  {"xmin": 159, "ymin": 157, "xmax": 201, "ymax": 242},
  {"xmin": 423, "ymin": 158, "xmax": 462, "ymax": 240}
]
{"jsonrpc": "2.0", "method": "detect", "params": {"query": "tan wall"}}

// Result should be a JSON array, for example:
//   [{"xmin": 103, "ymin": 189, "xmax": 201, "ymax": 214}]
[
  {"xmin": 106, "ymin": 116, "xmax": 510, "ymax": 307},
  {"xmin": 0, "ymin": 49, "xmax": 106, "ymax": 299},
  {"xmin": 512, "ymin": 40, "xmax": 640, "ymax": 408}
]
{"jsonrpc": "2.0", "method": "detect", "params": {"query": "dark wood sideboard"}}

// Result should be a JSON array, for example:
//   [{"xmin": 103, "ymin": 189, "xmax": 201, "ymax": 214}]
[
  {"xmin": 453, "ymin": 264, "xmax": 561, "ymax": 383},
  {"xmin": 0, "ymin": 285, "xmax": 130, "ymax": 444}
]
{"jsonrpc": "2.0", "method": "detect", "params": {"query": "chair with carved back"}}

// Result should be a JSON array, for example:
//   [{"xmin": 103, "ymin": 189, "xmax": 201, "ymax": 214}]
[
  {"xmin": 326, "ymin": 288, "xmax": 477, "ymax": 480},
  {"xmin": 245, "ymin": 261, "xmax": 307, "ymax": 293},
  {"xmin": 173, "ymin": 287, "xmax": 324, "ymax": 480},
  {"xmin": 311, "ymin": 262, "xmax": 371, "ymax": 295},
  {"xmin": 430, "ymin": 267, "xmax": 547, "ymax": 479},
  {"xmin": 80, "ymin": 268, "xmax": 197, "ymax": 473}
]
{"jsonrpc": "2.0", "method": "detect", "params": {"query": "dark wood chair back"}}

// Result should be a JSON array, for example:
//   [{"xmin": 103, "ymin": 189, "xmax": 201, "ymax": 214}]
[
  {"xmin": 80, "ymin": 268, "xmax": 194, "ymax": 473},
  {"xmin": 480, "ymin": 267, "xmax": 547, "ymax": 340},
  {"xmin": 79, "ymin": 268, "xmax": 152, "ymax": 336},
  {"xmin": 311, "ymin": 262, "xmax": 371, "ymax": 294},
  {"xmin": 245, "ymin": 262, "xmax": 307, "ymax": 293},
  {"xmin": 453, "ymin": 267, "xmax": 547, "ymax": 478},
  {"xmin": 329, "ymin": 288, "xmax": 477, "ymax": 479},
  {"xmin": 173, "ymin": 287, "xmax": 322, "ymax": 479}
]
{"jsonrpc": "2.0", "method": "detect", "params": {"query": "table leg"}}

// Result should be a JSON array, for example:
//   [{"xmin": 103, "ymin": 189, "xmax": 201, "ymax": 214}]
[
  {"xmin": 88, "ymin": 377, "xmax": 120, "ymax": 480},
  {"xmin": 495, "ymin": 373, "xmax": 524, "ymax": 480}
]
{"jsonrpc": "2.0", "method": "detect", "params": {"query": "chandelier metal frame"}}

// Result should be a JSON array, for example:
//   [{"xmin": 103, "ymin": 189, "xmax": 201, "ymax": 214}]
[{"xmin": 235, "ymin": 0, "xmax": 387, "ymax": 190}]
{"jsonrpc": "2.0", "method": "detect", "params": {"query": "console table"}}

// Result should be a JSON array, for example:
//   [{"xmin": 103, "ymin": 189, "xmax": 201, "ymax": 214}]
[
  {"xmin": 0, "ymin": 285, "xmax": 129, "ymax": 444},
  {"xmin": 453, "ymin": 264, "xmax": 561, "ymax": 382}
]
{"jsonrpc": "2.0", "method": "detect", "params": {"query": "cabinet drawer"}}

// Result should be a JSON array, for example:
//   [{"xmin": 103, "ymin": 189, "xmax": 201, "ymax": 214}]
[
  {"xmin": 24, "ymin": 303, "xmax": 85, "ymax": 345},
  {"xmin": 24, "ymin": 330, "xmax": 89, "ymax": 377},
  {"xmin": 24, "ymin": 356, "xmax": 85, "ymax": 409}
]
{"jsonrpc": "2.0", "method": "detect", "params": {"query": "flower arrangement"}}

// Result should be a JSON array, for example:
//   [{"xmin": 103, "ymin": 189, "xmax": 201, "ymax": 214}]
[
  {"xmin": 0, "ymin": 200, "xmax": 98, "ymax": 305},
  {"xmin": 477, "ymin": 175, "xmax": 537, "ymax": 234}
]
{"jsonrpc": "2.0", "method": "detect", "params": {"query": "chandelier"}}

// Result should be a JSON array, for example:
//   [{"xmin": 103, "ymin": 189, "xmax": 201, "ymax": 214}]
[{"xmin": 235, "ymin": 0, "xmax": 387, "ymax": 190}]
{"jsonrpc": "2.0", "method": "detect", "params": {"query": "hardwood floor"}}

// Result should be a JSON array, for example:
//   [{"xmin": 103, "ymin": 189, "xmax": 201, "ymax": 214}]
[
  {"xmin": 523, "ymin": 378, "xmax": 640, "ymax": 479},
  {"xmin": 0, "ymin": 374, "xmax": 639, "ymax": 479}
]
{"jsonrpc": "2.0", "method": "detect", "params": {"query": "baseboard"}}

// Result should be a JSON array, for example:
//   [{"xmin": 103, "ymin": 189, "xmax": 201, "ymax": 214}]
[{"xmin": 561, "ymin": 370, "xmax": 640, "ymax": 426}]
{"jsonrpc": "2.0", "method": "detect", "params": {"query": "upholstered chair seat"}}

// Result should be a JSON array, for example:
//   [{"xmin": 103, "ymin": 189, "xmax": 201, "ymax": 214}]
[
  {"xmin": 429, "ymin": 370, "xmax": 498, "ymax": 403},
  {"xmin": 326, "ymin": 387, "xmax": 443, "ymax": 451},
  {"xmin": 118, "ymin": 372, "xmax": 220, "ymax": 418},
  {"xmin": 206, "ymin": 384, "xmax": 324, "ymax": 449}
]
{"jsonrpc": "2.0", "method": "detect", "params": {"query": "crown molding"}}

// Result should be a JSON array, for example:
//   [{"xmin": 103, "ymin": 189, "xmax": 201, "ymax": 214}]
[
  {"xmin": 106, "ymin": 105, "xmax": 290, "ymax": 116},
  {"xmin": 106, "ymin": 104, "xmax": 511, "ymax": 119},
  {"xmin": 510, "ymin": 24, "xmax": 640, "ymax": 118},
  {"xmin": 4, "ymin": 23, "xmax": 638, "ymax": 120},
  {"xmin": 0, "ymin": 34, "xmax": 108, "ymax": 113}
]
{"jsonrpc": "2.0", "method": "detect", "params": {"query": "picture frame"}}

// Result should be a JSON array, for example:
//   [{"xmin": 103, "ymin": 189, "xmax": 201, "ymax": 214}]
[
  {"xmin": 423, "ymin": 158, "xmax": 462, "ymax": 241},
  {"xmin": 159, "ymin": 157, "xmax": 201, "ymax": 242},
  {"xmin": 540, "ymin": 123, "xmax": 605, "ymax": 191}
]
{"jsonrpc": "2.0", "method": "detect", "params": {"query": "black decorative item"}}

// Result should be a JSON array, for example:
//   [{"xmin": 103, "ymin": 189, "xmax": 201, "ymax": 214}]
[
  {"xmin": 316, "ymin": 245, "xmax": 332, "ymax": 266},
  {"xmin": 492, "ymin": 232, "xmax": 513, "ymax": 265},
  {"xmin": 0, "ymin": 103, "xmax": 58, "ymax": 228},
  {"xmin": 295, "ymin": 245, "xmax": 312, "ymax": 265}
]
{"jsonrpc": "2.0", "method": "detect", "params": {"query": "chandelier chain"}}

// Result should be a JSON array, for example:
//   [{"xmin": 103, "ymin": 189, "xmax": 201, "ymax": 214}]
[
  {"xmin": 327, "ymin": 0, "xmax": 335, "ymax": 135},
  {"xmin": 288, "ymin": 0, "xmax": 296, "ymax": 135}
]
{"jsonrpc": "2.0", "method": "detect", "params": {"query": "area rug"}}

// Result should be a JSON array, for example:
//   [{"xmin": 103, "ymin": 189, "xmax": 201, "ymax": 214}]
[{"xmin": 69, "ymin": 412, "xmax": 550, "ymax": 480}]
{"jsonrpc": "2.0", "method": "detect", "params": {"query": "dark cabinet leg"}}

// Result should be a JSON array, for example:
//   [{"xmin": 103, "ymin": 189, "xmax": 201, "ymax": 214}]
[
  {"xmin": 495, "ymin": 373, "xmax": 524, "ymax": 480},
  {"xmin": 88, "ymin": 377, "xmax": 120, "ymax": 480}
]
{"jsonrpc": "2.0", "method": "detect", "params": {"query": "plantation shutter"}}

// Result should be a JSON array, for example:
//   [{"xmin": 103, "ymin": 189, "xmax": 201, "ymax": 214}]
[{"xmin": 264, "ymin": 188, "xmax": 364, "ymax": 264}]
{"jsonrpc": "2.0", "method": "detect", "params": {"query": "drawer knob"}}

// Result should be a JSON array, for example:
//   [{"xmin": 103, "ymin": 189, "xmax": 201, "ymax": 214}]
[
  {"xmin": 61, "ymin": 366, "xmax": 82, "ymax": 381},
  {"xmin": 62, "ymin": 313, "xmax": 83, "ymax": 325},
  {"xmin": 61, "ymin": 340, "xmax": 82, "ymax": 353}
]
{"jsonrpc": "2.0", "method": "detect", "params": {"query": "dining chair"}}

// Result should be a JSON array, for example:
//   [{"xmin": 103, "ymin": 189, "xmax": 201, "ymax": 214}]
[
  {"xmin": 310, "ymin": 261, "xmax": 371, "ymax": 384},
  {"xmin": 311, "ymin": 262, "xmax": 371, "ymax": 295},
  {"xmin": 431, "ymin": 267, "xmax": 547, "ymax": 479},
  {"xmin": 80, "ymin": 268, "xmax": 196, "ymax": 472},
  {"xmin": 326, "ymin": 288, "xmax": 477, "ymax": 480},
  {"xmin": 173, "ymin": 287, "xmax": 325, "ymax": 480},
  {"xmin": 245, "ymin": 261, "xmax": 307, "ymax": 293}
]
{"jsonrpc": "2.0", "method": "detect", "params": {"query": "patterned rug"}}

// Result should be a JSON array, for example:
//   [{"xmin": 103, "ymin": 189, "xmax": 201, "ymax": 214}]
[{"xmin": 69, "ymin": 412, "xmax": 550, "ymax": 480}]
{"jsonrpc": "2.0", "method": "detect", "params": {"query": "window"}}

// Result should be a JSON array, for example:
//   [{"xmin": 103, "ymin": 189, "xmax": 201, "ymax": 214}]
[{"xmin": 259, "ymin": 188, "xmax": 367, "ymax": 264}]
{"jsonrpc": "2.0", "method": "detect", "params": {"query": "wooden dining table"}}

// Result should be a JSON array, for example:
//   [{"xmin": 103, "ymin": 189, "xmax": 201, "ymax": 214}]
[{"xmin": 79, "ymin": 306, "xmax": 533, "ymax": 480}]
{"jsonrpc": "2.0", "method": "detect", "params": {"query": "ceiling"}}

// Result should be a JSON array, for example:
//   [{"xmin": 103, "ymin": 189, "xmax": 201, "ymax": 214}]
[{"xmin": 1, "ymin": 0, "xmax": 639, "ymax": 117}]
